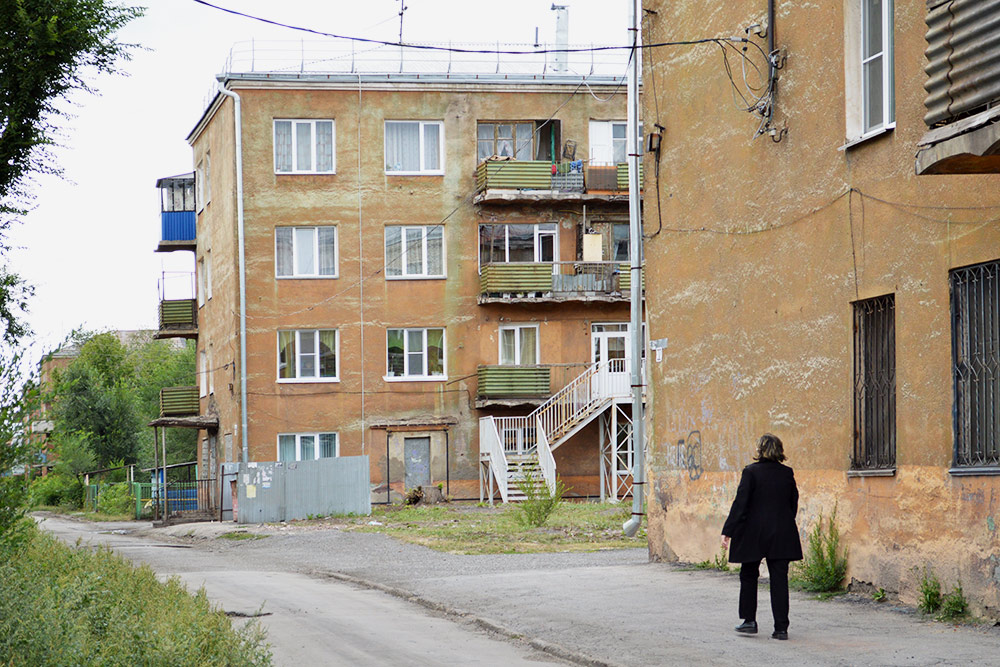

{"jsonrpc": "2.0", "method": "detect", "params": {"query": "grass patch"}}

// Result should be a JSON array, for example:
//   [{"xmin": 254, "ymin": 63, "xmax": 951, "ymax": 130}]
[
  {"xmin": 0, "ymin": 523, "xmax": 271, "ymax": 665},
  {"xmin": 342, "ymin": 501, "xmax": 645, "ymax": 554},
  {"xmin": 219, "ymin": 531, "xmax": 269, "ymax": 541}
]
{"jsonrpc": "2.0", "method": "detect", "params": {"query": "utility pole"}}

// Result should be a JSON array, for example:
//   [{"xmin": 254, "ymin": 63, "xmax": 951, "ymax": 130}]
[{"xmin": 623, "ymin": 0, "xmax": 645, "ymax": 538}]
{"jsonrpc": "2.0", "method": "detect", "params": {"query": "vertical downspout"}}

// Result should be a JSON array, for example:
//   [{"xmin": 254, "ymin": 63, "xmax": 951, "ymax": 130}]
[
  {"xmin": 623, "ymin": 0, "xmax": 646, "ymax": 538},
  {"xmin": 216, "ymin": 79, "xmax": 249, "ymax": 465},
  {"xmin": 445, "ymin": 428, "xmax": 450, "ymax": 497},
  {"xmin": 358, "ymin": 74, "xmax": 367, "ymax": 454}
]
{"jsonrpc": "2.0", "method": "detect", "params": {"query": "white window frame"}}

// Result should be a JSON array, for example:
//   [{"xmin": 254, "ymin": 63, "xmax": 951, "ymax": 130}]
[
  {"xmin": 195, "ymin": 159, "xmax": 205, "ymax": 212},
  {"xmin": 478, "ymin": 223, "xmax": 558, "ymax": 269},
  {"xmin": 275, "ymin": 226, "xmax": 339, "ymax": 279},
  {"xmin": 843, "ymin": 0, "xmax": 894, "ymax": 148},
  {"xmin": 205, "ymin": 251, "xmax": 212, "ymax": 300},
  {"xmin": 384, "ymin": 120, "xmax": 445, "ymax": 175},
  {"xmin": 277, "ymin": 432, "xmax": 339, "ymax": 462},
  {"xmin": 199, "ymin": 349, "xmax": 207, "ymax": 398},
  {"xmin": 204, "ymin": 152, "xmax": 211, "ymax": 205},
  {"xmin": 277, "ymin": 329, "xmax": 340, "ymax": 383},
  {"xmin": 197, "ymin": 257, "xmax": 207, "ymax": 307},
  {"xmin": 385, "ymin": 327, "xmax": 446, "ymax": 381},
  {"xmin": 207, "ymin": 346, "xmax": 214, "ymax": 395},
  {"xmin": 273, "ymin": 119, "xmax": 336, "ymax": 174},
  {"xmin": 499, "ymin": 324, "xmax": 540, "ymax": 366},
  {"xmin": 384, "ymin": 225, "xmax": 445, "ymax": 279}
]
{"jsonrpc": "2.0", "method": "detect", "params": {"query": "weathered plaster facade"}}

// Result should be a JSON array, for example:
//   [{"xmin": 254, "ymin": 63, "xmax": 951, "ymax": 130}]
[
  {"xmin": 182, "ymin": 74, "xmax": 634, "ymax": 502},
  {"xmin": 641, "ymin": 0, "xmax": 1000, "ymax": 617}
]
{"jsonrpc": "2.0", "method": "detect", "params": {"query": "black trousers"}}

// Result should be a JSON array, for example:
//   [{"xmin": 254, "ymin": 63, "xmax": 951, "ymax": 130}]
[{"xmin": 739, "ymin": 559, "xmax": 790, "ymax": 632}]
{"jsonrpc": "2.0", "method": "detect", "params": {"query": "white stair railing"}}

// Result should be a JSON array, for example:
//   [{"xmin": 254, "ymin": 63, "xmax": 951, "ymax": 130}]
[
  {"xmin": 535, "ymin": 359, "xmax": 613, "ymax": 445},
  {"xmin": 479, "ymin": 416, "xmax": 509, "ymax": 503},
  {"xmin": 536, "ymin": 416, "xmax": 556, "ymax": 495}
]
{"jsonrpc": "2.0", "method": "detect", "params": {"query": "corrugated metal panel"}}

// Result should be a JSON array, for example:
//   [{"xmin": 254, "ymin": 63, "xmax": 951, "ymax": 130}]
[
  {"xmin": 477, "ymin": 366, "xmax": 551, "ymax": 398},
  {"xmin": 161, "ymin": 211, "xmax": 197, "ymax": 242},
  {"xmin": 160, "ymin": 386, "xmax": 199, "ymax": 416},
  {"xmin": 618, "ymin": 264, "xmax": 645, "ymax": 292},
  {"xmin": 159, "ymin": 299, "xmax": 197, "ymax": 327},
  {"xmin": 476, "ymin": 160, "xmax": 553, "ymax": 190},
  {"xmin": 480, "ymin": 263, "xmax": 553, "ymax": 293},
  {"xmin": 236, "ymin": 457, "xmax": 371, "ymax": 524},
  {"xmin": 616, "ymin": 162, "xmax": 644, "ymax": 190},
  {"xmin": 924, "ymin": 0, "xmax": 1000, "ymax": 126}
]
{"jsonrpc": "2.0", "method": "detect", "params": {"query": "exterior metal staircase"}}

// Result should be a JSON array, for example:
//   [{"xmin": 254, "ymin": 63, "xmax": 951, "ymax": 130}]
[{"xmin": 479, "ymin": 358, "xmax": 637, "ymax": 503}]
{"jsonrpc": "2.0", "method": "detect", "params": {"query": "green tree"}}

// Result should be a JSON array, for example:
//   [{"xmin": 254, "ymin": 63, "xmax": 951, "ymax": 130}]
[{"xmin": 0, "ymin": 352, "xmax": 38, "ymax": 547}]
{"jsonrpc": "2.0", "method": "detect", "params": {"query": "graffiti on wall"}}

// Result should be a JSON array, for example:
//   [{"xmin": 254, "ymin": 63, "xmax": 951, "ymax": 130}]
[{"xmin": 673, "ymin": 430, "xmax": 704, "ymax": 481}]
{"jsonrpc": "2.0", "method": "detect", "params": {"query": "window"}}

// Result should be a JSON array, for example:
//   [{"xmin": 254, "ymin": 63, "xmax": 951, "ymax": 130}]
[
  {"xmin": 277, "ymin": 330, "xmax": 339, "ymax": 381},
  {"xmin": 845, "ymin": 0, "xmax": 894, "ymax": 143},
  {"xmin": 477, "ymin": 122, "xmax": 534, "ymax": 161},
  {"xmin": 950, "ymin": 260, "xmax": 1000, "ymax": 471},
  {"xmin": 207, "ymin": 346, "xmax": 214, "ymax": 395},
  {"xmin": 387, "ymin": 328, "xmax": 445, "ymax": 380},
  {"xmin": 385, "ymin": 121, "xmax": 443, "ymax": 174},
  {"xmin": 479, "ymin": 223, "xmax": 556, "ymax": 264},
  {"xmin": 204, "ymin": 152, "xmax": 211, "ymax": 205},
  {"xmin": 205, "ymin": 252, "xmax": 212, "ymax": 300},
  {"xmin": 197, "ymin": 257, "xmax": 207, "ymax": 307},
  {"xmin": 278, "ymin": 433, "xmax": 338, "ymax": 461},
  {"xmin": 276, "ymin": 227, "xmax": 337, "ymax": 278},
  {"xmin": 196, "ymin": 159, "xmax": 205, "ymax": 212},
  {"xmin": 385, "ymin": 226, "xmax": 444, "ymax": 278},
  {"xmin": 199, "ymin": 349, "xmax": 208, "ymax": 398},
  {"xmin": 589, "ymin": 121, "xmax": 642, "ymax": 164},
  {"xmin": 851, "ymin": 294, "xmax": 895, "ymax": 472},
  {"xmin": 274, "ymin": 119, "xmax": 335, "ymax": 174},
  {"xmin": 499, "ymin": 325, "xmax": 538, "ymax": 366}
]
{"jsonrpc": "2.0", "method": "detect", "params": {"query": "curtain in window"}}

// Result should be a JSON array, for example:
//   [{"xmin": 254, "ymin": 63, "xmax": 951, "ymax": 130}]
[
  {"xmin": 315, "ymin": 121, "xmax": 334, "ymax": 172},
  {"xmin": 387, "ymin": 329, "xmax": 405, "ymax": 376},
  {"xmin": 500, "ymin": 328, "xmax": 516, "ymax": 365},
  {"xmin": 426, "ymin": 328, "xmax": 444, "ymax": 375},
  {"xmin": 319, "ymin": 330, "xmax": 337, "ymax": 377},
  {"xmin": 479, "ymin": 224, "xmax": 503, "ymax": 265},
  {"xmin": 299, "ymin": 435, "xmax": 316, "ymax": 460},
  {"xmin": 407, "ymin": 329, "xmax": 425, "ymax": 376},
  {"xmin": 386, "ymin": 122, "xmax": 420, "ymax": 171},
  {"xmin": 276, "ymin": 228, "xmax": 293, "ymax": 276},
  {"xmin": 319, "ymin": 433, "xmax": 337, "ymax": 458},
  {"xmin": 275, "ymin": 121, "xmax": 293, "ymax": 172},
  {"xmin": 519, "ymin": 327, "xmax": 537, "ymax": 365},
  {"xmin": 612, "ymin": 123, "xmax": 627, "ymax": 164},
  {"xmin": 278, "ymin": 434, "xmax": 296, "ymax": 461},
  {"xmin": 385, "ymin": 227, "xmax": 402, "ymax": 276},
  {"xmin": 515, "ymin": 123, "xmax": 533, "ymax": 160},
  {"xmin": 318, "ymin": 227, "xmax": 336, "ymax": 275},
  {"xmin": 278, "ymin": 331, "xmax": 296, "ymax": 378},
  {"xmin": 299, "ymin": 330, "xmax": 316, "ymax": 377},
  {"xmin": 477, "ymin": 124, "xmax": 494, "ymax": 161},
  {"xmin": 427, "ymin": 227, "xmax": 443, "ymax": 275},
  {"xmin": 423, "ymin": 123, "xmax": 441, "ymax": 171},
  {"xmin": 296, "ymin": 122, "xmax": 312, "ymax": 171},
  {"xmin": 295, "ymin": 227, "xmax": 315, "ymax": 275},
  {"xmin": 496, "ymin": 123, "xmax": 514, "ymax": 158},
  {"xmin": 507, "ymin": 224, "xmax": 534, "ymax": 262},
  {"xmin": 406, "ymin": 227, "xmax": 424, "ymax": 275}
]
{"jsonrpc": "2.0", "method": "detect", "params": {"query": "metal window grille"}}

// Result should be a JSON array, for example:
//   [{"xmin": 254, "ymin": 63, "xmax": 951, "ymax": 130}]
[
  {"xmin": 951, "ymin": 261, "xmax": 1000, "ymax": 468},
  {"xmin": 852, "ymin": 294, "xmax": 896, "ymax": 470}
]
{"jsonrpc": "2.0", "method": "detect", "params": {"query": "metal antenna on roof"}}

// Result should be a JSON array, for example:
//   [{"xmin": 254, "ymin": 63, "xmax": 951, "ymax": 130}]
[
  {"xmin": 398, "ymin": 0, "xmax": 407, "ymax": 73},
  {"xmin": 496, "ymin": 41, "xmax": 501, "ymax": 73},
  {"xmin": 300, "ymin": 39, "xmax": 304, "ymax": 73}
]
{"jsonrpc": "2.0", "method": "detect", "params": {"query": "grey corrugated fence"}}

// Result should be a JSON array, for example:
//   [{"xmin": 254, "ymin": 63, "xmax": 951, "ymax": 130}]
[{"xmin": 236, "ymin": 456, "xmax": 370, "ymax": 524}]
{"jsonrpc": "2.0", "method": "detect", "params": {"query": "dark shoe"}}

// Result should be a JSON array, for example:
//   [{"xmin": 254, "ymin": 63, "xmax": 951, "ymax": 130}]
[
  {"xmin": 734, "ymin": 621, "xmax": 758, "ymax": 634},
  {"xmin": 771, "ymin": 631, "xmax": 788, "ymax": 640}
]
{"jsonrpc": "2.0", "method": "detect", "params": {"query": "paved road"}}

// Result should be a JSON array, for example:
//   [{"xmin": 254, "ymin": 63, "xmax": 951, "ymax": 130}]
[{"xmin": 38, "ymin": 514, "xmax": 1000, "ymax": 666}]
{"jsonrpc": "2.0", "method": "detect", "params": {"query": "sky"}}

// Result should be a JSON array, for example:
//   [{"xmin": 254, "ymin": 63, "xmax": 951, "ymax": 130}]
[{"xmin": 8, "ymin": 0, "xmax": 632, "ymax": 361}]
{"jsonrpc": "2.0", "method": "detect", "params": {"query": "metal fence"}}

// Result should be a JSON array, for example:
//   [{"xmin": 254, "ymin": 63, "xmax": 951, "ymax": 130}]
[
  {"xmin": 851, "ymin": 294, "xmax": 896, "ymax": 471},
  {"xmin": 235, "ymin": 457, "xmax": 370, "ymax": 524},
  {"xmin": 133, "ymin": 479, "xmax": 217, "ymax": 520},
  {"xmin": 951, "ymin": 260, "xmax": 1000, "ymax": 469}
]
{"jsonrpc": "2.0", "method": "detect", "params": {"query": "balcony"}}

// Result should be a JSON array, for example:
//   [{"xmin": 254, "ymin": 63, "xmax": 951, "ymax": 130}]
[
  {"xmin": 159, "ymin": 386, "xmax": 200, "ymax": 417},
  {"xmin": 155, "ymin": 299, "xmax": 198, "ymax": 340},
  {"xmin": 479, "ymin": 261, "xmax": 643, "ymax": 303},
  {"xmin": 917, "ymin": 1, "xmax": 1000, "ymax": 174},
  {"xmin": 156, "ymin": 173, "xmax": 196, "ymax": 252},
  {"xmin": 477, "ymin": 365, "xmax": 551, "ymax": 407},
  {"xmin": 474, "ymin": 160, "xmax": 641, "ymax": 204}
]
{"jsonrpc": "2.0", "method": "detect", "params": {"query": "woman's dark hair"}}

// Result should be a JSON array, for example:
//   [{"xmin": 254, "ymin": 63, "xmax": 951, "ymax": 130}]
[{"xmin": 753, "ymin": 433, "xmax": 786, "ymax": 462}]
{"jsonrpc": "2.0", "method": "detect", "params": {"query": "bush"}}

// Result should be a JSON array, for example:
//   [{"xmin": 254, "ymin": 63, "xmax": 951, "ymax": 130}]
[
  {"xmin": 938, "ymin": 582, "xmax": 968, "ymax": 621},
  {"xmin": 513, "ymin": 471, "xmax": 567, "ymax": 528},
  {"xmin": 918, "ymin": 568, "xmax": 942, "ymax": 614},
  {"xmin": 30, "ymin": 473, "xmax": 83, "ymax": 509},
  {"xmin": 792, "ymin": 505, "xmax": 848, "ymax": 592},
  {"xmin": 0, "ymin": 525, "xmax": 271, "ymax": 665},
  {"xmin": 97, "ymin": 482, "xmax": 133, "ymax": 516}
]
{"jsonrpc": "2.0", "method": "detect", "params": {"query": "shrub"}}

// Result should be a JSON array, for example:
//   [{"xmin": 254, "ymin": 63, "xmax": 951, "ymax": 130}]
[
  {"xmin": 918, "ymin": 568, "xmax": 942, "ymax": 614},
  {"xmin": 792, "ymin": 505, "xmax": 848, "ymax": 592},
  {"xmin": 513, "ymin": 471, "xmax": 567, "ymax": 528},
  {"xmin": 97, "ymin": 482, "xmax": 133, "ymax": 516},
  {"xmin": 938, "ymin": 582, "xmax": 968, "ymax": 621},
  {"xmin": 30, "ymin": 473, "xmax": 83, "ymax": 509},
  {"xmin": 403, "ymin": 486, "xmax": 424, "ymax": 505}
]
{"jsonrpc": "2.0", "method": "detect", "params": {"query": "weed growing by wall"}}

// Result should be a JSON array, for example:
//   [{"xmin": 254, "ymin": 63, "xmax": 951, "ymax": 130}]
[
  {"xmin": 918, "ymin": 568, "xmax": 942, "ymax": 614},
  {"xmin": 791, "ymin": 506, "xmax": 848, "ymax": 592},
  {"xmin": 513, "ymin": 472, "xmax": 567, "ymax": 528}
]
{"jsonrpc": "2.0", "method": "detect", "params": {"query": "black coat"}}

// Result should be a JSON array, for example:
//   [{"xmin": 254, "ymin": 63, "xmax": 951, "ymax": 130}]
[{"xmin": 722, "ymin": 460, "xmax": 803, "ymax": 563}]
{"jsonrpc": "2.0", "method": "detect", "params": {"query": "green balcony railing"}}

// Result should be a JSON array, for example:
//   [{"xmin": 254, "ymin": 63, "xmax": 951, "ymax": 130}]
[
  {"xmin": 477, "ymin": 365, "xmax": 551, "ymax": 399},
  {"xmin": 158, "ymin": 298, "xmax": 197, "ymax": 329},
  {"xmin": 160, "ymin": 386, "xmax": 200, "ymax": 417},
  {"xmin": 618, "ymin": 263, "xmax": 646, "ymax": 292},
  {"xmin": 616, "ymin": 162, "xmax": 644, "ymax": 190},
  {"xmin": 476, "ymin": 160, "xmax": 553, "ymax": 191},
  {"xmin": 480, "ymin": 263, "xmax": 553, "ymax": 294}
]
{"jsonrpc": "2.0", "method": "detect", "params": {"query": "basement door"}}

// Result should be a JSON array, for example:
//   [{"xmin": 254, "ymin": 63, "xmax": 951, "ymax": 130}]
[{"xmin": 404, "ymin": 436, "xmax": 431, "ymax": 490}]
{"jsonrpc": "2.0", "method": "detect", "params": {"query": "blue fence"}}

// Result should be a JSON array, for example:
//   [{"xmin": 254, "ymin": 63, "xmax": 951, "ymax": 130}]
[{"xmin": 161, "ymin": 211, "xmax": 196, "ymax": 242}]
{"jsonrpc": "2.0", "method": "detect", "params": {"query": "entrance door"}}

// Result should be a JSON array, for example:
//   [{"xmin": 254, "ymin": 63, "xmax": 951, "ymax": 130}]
[
  {"xmin": 592, "ymin": 323, "xmax": 630, "ymax": 397},
  {"xmin": 404, "ymin": 437, "xmax": 431, "ymax": 490}
]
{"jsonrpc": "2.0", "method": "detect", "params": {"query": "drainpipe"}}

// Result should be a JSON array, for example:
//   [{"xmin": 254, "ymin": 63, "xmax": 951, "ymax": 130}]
[
  {"xmin": 216, "ymin": 79, "xmax": 249, "ymax": 465},
  {"xmin": 623, "ymin": 0, "xmax": 646, "ymax": 538}
]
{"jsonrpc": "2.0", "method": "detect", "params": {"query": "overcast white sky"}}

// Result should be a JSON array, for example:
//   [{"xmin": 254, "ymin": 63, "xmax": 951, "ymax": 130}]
[{"xmin": 8, "ymin": 0, "xmax": 631, "ymax": 360}]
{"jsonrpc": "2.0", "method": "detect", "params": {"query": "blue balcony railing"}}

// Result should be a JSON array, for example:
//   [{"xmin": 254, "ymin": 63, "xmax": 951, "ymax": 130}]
[{"xmin": 161, "ymin": 211, "xmax": 196, "ymax": 243}]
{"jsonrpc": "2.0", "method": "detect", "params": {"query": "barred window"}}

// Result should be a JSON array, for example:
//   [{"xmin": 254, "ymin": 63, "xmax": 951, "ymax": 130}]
[
  {"xmin": 950, "ymin": 261, "xmax": 1000, "ymax": 471},
  {"xmin": 851, "ymin": 294, "xmax": 896, "ymax": 472}
]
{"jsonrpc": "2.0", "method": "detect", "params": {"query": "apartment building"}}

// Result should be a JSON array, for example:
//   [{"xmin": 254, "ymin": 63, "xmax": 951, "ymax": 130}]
[
  {"xmin": 640, "ymin": 0, "xmax": 1000, "ymax": 614},
  {"xmin": 152, "ymin": 43, "xmax": 644, "ymax": 507}
]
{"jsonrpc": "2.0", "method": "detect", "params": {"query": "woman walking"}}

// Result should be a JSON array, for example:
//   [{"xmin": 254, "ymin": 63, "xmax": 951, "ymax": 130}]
[{"xmin": 721, "ymin": 433, "xmax": 802, "ymax": 640}]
